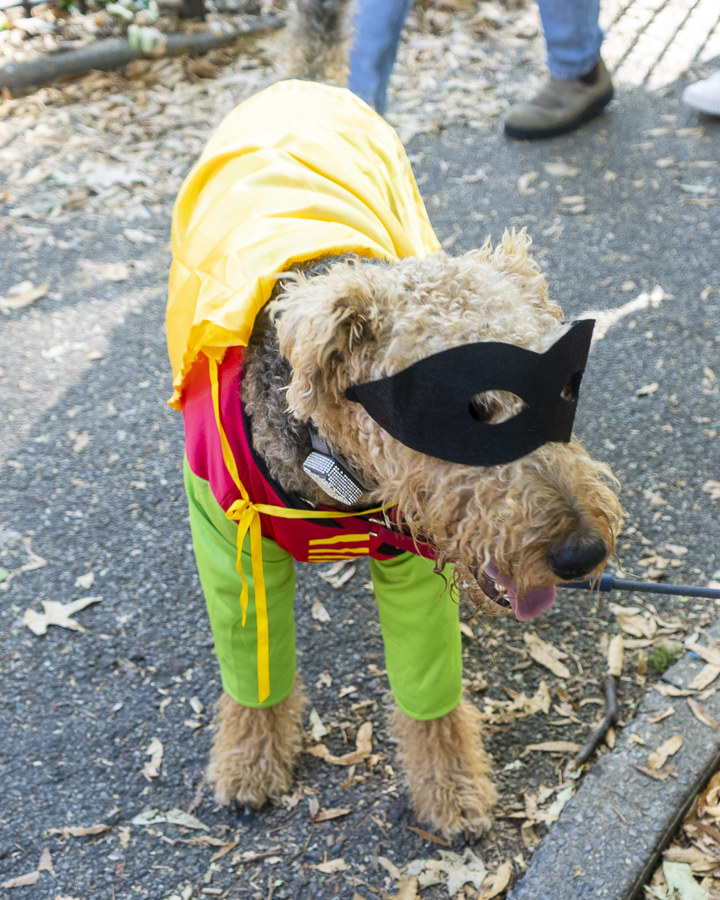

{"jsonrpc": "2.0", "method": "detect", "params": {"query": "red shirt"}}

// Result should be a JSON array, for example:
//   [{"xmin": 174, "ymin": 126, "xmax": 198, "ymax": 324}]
[{"xmin": 182, "ymin": 347, "xmax": 434, "ymax": 564}]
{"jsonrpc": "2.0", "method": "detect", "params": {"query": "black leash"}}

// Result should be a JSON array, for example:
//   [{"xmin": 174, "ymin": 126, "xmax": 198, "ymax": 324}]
[{"xmin": 562, "ymin": 572, "xmax": 720, "ymax": 600}]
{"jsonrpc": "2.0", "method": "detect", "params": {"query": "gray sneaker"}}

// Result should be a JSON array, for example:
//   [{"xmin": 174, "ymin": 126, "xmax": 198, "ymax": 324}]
[{"xmin": 504, "ymin": 57, "xmax": 614, "ymax": 140}]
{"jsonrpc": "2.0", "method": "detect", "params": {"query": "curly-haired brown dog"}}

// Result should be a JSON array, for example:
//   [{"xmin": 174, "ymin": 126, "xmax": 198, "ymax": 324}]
[{"xmin": 167, "ymin": 1, "xmax": 622, "ymax": 839}]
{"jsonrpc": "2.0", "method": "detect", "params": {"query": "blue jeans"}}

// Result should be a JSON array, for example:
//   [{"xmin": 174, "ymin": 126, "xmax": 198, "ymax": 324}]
[
  {"xmin": 538, "ymin": 0, "xmax": 604, "ymax": 79},
  {"xmin": 347, "ymin": 0, "xmax": 604, "ymax": 113},
  {"xmin": 347, "ymin": 0, "xmax": 413, "ymax": 114}
]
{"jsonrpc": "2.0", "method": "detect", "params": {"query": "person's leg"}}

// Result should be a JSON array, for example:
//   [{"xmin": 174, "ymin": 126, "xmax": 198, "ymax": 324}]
[
  {"xmin": 347, "ymin": 0, "xmax": 413, "ymax": 114},
  {"xmin": 505, "ymin": 0, "xmax": 613, "ymax": 140},
  {"xmin": 538, "ymin": 0, "xmax": 604, "ymax": 79}
]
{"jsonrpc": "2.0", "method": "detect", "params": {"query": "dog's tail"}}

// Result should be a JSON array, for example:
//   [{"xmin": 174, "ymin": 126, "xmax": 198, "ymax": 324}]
[{"xmin": 283, "ymin": 0, "xmax": 354, "ymax": 85}]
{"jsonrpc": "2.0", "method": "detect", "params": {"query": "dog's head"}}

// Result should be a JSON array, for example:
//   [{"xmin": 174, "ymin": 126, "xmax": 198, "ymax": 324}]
[{"xmin": 273, "ymin": 230, "xmax": 622, "ymax": 619}]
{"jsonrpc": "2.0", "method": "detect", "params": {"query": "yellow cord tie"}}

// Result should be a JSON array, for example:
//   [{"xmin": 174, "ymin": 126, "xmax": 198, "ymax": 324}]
[{"xmin": 208, "ymin": 357, "xmax": 384, "ymax": 703}]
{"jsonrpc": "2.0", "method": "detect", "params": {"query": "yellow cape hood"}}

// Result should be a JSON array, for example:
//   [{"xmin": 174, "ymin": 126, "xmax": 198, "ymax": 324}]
[{"xmin": 166, "ymin": 79, "xmax": 440, "ymax": 409}]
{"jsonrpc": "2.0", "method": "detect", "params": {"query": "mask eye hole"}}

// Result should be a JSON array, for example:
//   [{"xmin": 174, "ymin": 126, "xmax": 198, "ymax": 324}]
[
  {"xmin": 561, "ymin": 372, "xmax": 583, "ymax": 402},
  {"xmin": 469, "ymin": 390, "xmax": 528, "ymax": 425}
]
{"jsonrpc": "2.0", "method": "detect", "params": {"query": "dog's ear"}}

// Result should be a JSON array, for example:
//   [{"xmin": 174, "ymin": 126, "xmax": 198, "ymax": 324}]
[
  {"xmin": 465, "ymin": 229, "xmax": 562, "ymax": 320},
  {"xmin": 272, "ymin": 264, "xmax": 382, "ymax": 421}
]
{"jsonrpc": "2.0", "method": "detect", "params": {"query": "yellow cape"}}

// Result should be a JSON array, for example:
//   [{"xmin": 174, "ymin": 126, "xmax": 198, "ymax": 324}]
[{"xmin": 166, "ymin": 79, "xmax": 440, "ymax": 409}]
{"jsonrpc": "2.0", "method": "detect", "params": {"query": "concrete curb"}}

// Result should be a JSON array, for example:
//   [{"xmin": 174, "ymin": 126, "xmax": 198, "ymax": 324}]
[{"xmin": 508, "ymin": 618, "xmax": 720, "ymax": 899}]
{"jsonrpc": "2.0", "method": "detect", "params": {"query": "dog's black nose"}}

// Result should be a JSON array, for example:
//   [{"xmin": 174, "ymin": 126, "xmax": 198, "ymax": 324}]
[{"xmin": 548, "ymin": 535, "xmax": 608, "ymax": 581}]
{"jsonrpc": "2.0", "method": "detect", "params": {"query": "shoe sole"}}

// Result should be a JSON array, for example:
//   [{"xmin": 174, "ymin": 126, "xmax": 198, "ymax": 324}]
[{"xmin": 504, "ymin": 87, "xmax": 614, "ymax": 141}]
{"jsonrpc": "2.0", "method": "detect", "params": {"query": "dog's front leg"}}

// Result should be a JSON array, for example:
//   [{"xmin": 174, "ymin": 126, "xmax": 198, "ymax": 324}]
[
  {"xmin": 391, "ymin": 699, "xmax": 497, "ymax": 839},
  {"xmin": 207, "ymin": 682, "xmax": 307, "ymax": 808}
]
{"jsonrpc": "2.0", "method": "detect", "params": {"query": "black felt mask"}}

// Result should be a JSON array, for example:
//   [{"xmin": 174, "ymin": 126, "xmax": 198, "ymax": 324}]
[{"xmin": 345, "ymin": 319, "xmax": 596, "ymax": 466}]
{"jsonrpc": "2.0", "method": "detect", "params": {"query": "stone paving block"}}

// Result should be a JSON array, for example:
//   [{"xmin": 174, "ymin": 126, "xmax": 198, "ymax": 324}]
[{"xmin": 508, "ymin": 620, "xmax": 720, "ymax": 900}]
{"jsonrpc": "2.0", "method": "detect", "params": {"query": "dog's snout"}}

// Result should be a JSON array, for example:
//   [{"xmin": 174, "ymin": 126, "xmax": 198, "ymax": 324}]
[{"xmin": 548, "ymin": 535, "xmax": 608, "ymax": 581}]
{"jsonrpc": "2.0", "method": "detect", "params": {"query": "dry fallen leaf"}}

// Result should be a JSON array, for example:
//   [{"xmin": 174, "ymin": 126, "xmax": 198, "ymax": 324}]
[
  {"xmin": 307, "ymin": 721, "xmax": 373, "ymax": 766},
  {"xmin": 45, "ymin": 823, "xmax": 112, "ymax": 839},
  {"xmin": 523, "ymin": 740, "xmax": 584, "ymax": 756},
  {"xmin": 37, "ymin": 849, "xmax": 54, "ymax": 876},
  {"xmin": 314, "ymin": 858, "xmax": 349, "ymax": 874},
  {"xmin": 483, "ymin": 681, "xmax": 551, "ymax": 722},
  {"xmin": 142, "ymin": 737, "xmax": 164, "ymax": 781},
  {"xmin": 311, "ymin": 599, "xmax": 331, "ymax": 622},
  {"xmin": 74, "ymin": 572, "xmax": 95, "ymax": 590},
  {"xmin": 309, "ymin": 708, "xmax": 329, "ymax": 741},
  {"xmin": 611, "ymin": 604, "xmax": 657, "ymax": 639},
  {"xmin": 636, "ymin": 764, "xmax": 678, "ymax": 781},
  {"xmin": 478, "ymin": 859, "xmax": 514, "ymax": 899},
  {"xmin": 388, "ymin": 876, "xmax": 420, "ymax": 900},
  {"xmin": 690, "ymin": 664, "xmax": 720, "ymax": 692},
  {"xmin": 318, "ymin": 560, "xmax": 357, "ymax": 588},
  {"xmin": 607, "ymin": 633, "xmax": 625, "ymax": 677},
  {"xmin": 0, "ymin": 280, "xmax": 49, "ymax": 313},
  {"xmin": 688, "ymin": 698, "xmax": 718, "ymax": 730},
  {"xmin": 312, "ymin": 807, "xmax": 351, "ymax": 823},
  {"xmin": 517, "ymin": 170, "xmax": 538, "ymax": 194},
  {"xmin": 524, "ymin": 632, "xmax": 571, "ymax": 679},
  {"xmin": 24, "ymin": 596, "xmax": 102, "ymax": 635},
  {"xmin": 411, "ymin": 848, "xmax": 488, "ymax": 895},
  {"xmin": 648, "ymin": 734, "xmax": 683, "ymax": 770},
  {"xmin": 0, "ymin": 848, "xmax": 53, "ymax": 889},
  {"xmin": 0, "ymin": 870, "xmax": 40, "ymax": 889},
  {"xmin": 131, "ymin": 808, "xmax": 209, "ymax": 830},
  {"xmin": 543, "ymin": 160, "xmax": 579, "ymax": 177}
]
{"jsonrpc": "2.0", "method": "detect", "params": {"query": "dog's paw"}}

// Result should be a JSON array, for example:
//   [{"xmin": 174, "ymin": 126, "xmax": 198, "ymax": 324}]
[
  {"xmin": 409, "ymin": 769, "xmax": 496, "ymax": 839},
  {"xmin": 207, "ymin": 685, "xmax": 306, "ymax": 809},
  {"xmin": 391, "ymin": 698, "xmax": 497, "ymax": 839}
]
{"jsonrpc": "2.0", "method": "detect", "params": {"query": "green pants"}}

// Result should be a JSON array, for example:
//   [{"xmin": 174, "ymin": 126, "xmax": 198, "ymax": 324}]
[{"xmin": 184, "ymin": 459, "xmax": 462, "ymax": 720}]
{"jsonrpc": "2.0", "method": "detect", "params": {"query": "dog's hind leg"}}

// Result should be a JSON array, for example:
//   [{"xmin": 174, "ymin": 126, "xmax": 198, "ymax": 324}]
[{"xmin": 208, "ymin": 683, "xmax": 307, "ymax": 808}]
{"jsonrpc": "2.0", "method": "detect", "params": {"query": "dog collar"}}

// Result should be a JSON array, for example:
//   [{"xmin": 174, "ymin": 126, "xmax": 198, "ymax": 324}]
[
  {"xmin": 302, "ymin": 424, "xmax": 373, "ymax": 506},
  {"xmin": 345, "ymin": 319, "xmax": 596, "ymax": 466}
]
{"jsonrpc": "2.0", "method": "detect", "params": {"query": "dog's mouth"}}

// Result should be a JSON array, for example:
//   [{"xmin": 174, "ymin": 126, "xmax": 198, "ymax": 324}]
[{"xmin": 480, "ymin": 564, "xmax": 557, "ymax": 621}]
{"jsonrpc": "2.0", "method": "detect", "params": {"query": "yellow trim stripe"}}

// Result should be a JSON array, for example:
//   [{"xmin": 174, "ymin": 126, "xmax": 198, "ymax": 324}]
[
  {"xmin": 308, "ymin": 534, "xmax": 370, "ymax": 546},
  {"xmin": 308, "ymin": 549, "xmax": 370, "ymax": 558}
]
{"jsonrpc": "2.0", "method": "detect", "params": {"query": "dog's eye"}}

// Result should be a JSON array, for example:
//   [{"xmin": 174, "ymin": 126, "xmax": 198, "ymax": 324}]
[
  {"xmin": 560, "ymin": 372, "xmax": 582, "ymax": 402},
  {"xmin": 468, "ymin": 393, "xmax": 498, "ymax": 423},
  {"xmin": 469, "ymin": 391, "xmax": 527, "ymax": 425}
]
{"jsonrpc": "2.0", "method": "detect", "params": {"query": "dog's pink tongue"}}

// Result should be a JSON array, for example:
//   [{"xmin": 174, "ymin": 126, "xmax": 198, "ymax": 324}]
[
  {"xmin": 484, "ymin": 565, "xmax": 557, "ymax": 621},
  {"xmin": 510, "ymin": 584, "xmax": 557, "ymax": 621}
]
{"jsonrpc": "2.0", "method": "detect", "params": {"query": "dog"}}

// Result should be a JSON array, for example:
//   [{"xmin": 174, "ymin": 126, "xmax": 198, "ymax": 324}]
[{"xmin": 166, "ymin": 0, "xmax": 623, "ymax": 838}]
